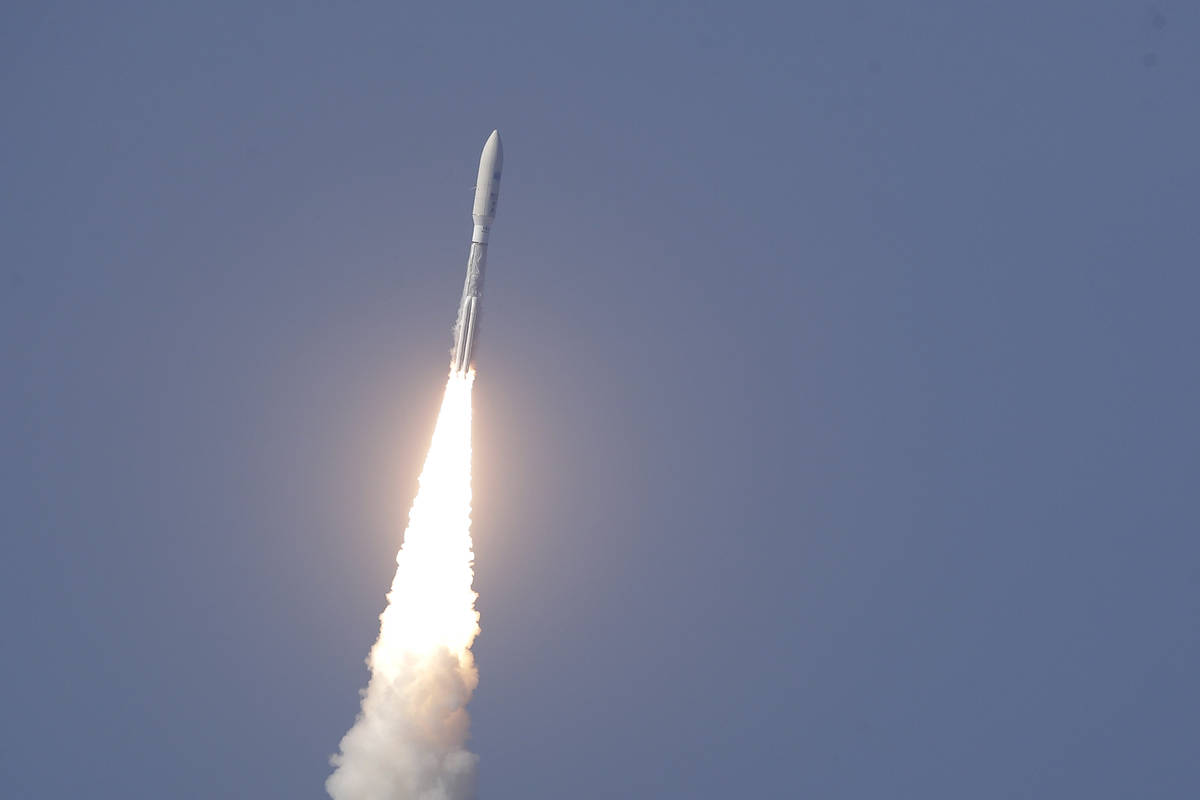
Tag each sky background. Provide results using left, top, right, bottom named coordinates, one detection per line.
left=3, top=1, right=1199, bottom=797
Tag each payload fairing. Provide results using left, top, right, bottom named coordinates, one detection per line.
left=451, top=130, right=503, bottom=374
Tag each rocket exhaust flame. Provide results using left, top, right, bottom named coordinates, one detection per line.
left=327, top=371, right=480, bottom=800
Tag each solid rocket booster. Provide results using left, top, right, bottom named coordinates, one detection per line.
left=451, top=130, right=503, bottom=374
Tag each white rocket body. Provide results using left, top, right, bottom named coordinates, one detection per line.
left=452, top=130, right=503, bottom=374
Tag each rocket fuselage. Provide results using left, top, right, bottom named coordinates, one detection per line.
left=451, top=130, right=503, bottom=374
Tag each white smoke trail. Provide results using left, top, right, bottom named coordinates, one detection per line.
left=328, top=371, right=480, bottom=800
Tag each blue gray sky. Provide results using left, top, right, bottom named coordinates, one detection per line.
left=3, top=2, right=1198, bottom=797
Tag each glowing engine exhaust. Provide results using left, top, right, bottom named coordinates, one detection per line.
left=327, top=372, right=479, bottom=800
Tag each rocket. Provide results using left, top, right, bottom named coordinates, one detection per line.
left=451, top=130, right=503, bottom=374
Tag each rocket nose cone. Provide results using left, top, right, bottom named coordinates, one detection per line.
left=484, top=130, right=503, bottom=171
left=473, top=129, right=504, bottom=223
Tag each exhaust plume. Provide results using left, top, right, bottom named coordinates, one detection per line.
left=328, top=371, right=480, bottom=800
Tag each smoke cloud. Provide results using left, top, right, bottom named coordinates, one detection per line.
left=328, top=372, right=481, bottom=800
